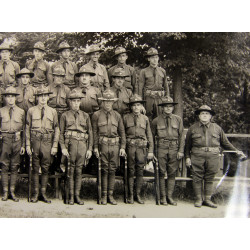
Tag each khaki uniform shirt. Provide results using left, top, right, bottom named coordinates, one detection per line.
left=48, top=83, right=70, bottom=109
left=92, top=109, right=126, bottom=149
left=26, top=59, right=53, bottom=86
left=59, top=109, right=93, bottom=151
left=26, top=105, right=60, bottom=149
left=0, top=60, right=20, bottom=87
left=123, top=113, right=154, bottom=153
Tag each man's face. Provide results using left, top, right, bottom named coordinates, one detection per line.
left=20, top=74, right=30, bottom=85
left=117, top=53, right=128, bottom=64
left=131, top=103, right=142, bottom=115
left=89, top=52, right=100, bottom=63
left=0, top=50, right=11, bottom=61
left=5, top=95, right=16, bottom=106
left=33, top=49, right=44, bottom=61
left=60, top=49, right=71, bottom=60
left=79, top=73, right=91, bottom=87
left=70, top=98, right=81, bottom=111
left=53, top=75, right=64, bottom=85
left=38, top=94, right=49, bottom=106
left=163, top=104, right=174, bottom=115
left=199, top=111, right=212, bottom=123
left=113, top=76, right=125, bottom=89
left=148, top=55, right=159, bottom=67
left=103, top=100, right=114, bottom=112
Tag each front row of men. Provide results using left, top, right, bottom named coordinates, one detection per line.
left=0, top=86, right=245, bottom=208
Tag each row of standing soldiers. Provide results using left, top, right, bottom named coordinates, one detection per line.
left=0, top=41, right=245, bottom=207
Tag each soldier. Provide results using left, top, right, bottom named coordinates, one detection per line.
left=26, top=41, right=53, bottom=87
left=123, top=94, right=154, bottom=204
left=74, top=65, right=101, bottom=115
left=0, top=86, right=25, bottom=202
left=0, top=43, right=20, bottom=88
left=138, top=48, right=170, bottom=121
left=185, top=105, right=245, bottom=208
left=108, top=47, right=137, bottom=93
left=92, top=89, right=126, bottom=205
left=84, top=44, right=109, bottom=92
left=110, top=68, right=133, bottom=115
left=151, top=97, right=185, bottom=206
left=26, top=86, right=60, bottom=203
left=15, top=68, right=36, bottom=112
left=59, top=89, right=93, bottom=205
left=52, top=41, right=78, bottom=90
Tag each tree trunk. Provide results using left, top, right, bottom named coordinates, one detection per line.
left=173, top=67, right=183, bottom=118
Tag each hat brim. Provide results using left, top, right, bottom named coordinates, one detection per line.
left=112, top=50, right=130, bottom=58
left=145, top=53, right=160, bottom=58
left=52, top=74, right=66, bottom=77
left=35, top=91, right=53, bottom=96
left=158, top=102, right=178, bottom=106
left=56, top=47, right=74, bottom=53
left=195, top=109, right=215, bottom=116
left=2, top=93, right=19, bottom=96
left=75, top=71, right=96, bottom=77
left=85, top=49, right=104, bottom=55
left=98, top=97, right=118, bottom=101
left=112, top=75, right=130, bottom=78
left=68, top=96, right=84, bottom=100
left=129, top=100, right=146, bottom=105
left=32, top=48, right=46, bottom=52
left=0, top=48, right=14, bottom=51
left=16, top=72, right=34, bottom=78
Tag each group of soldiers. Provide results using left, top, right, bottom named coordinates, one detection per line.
left=0, top=41, right=246, bottom=208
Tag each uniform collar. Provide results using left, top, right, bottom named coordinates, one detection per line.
left=102, top=108, right=113, bottom=115
left=1, top=59, right=10, bottom=64
left=162, top=113, right=172, bottom=119
left=60, top=58, right=70, bottom=64
left=199, top=121, right=211, bottom=128
left=117, top=62, right=127, bottom=67
left=70, top=109, right=80, bottom=115
left=132, top=112, right=141, bottom=118
left=89, top=61, right=99, bottom=67
left=38, top=104, right=48, bottom=110
left=7, top=104, right=16, bottom=110
left=149, top=65, right=158, bottom=70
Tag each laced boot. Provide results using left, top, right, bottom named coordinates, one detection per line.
left=41, top=174, right=51, bottom=203
left=31, top=174, right=39, bottom=203
left=74, top=172, right=84, bottom=205
left=128, top=177, right=134, bottom=204
left=166, top=177, right=177, bottom=206
left=101, top=191, right=107, bottom=205
left=135, top=176, right=144, bottom=204
left=203, top=181, right=217, bottom=208
left=101, top=172, right=108, bottom=205
left=159, top=177, right=167, bottom=206
left=108, top=191, right=117, bottom=205
left=1, top=172, right=9, bottom=201
left=193, top=181, right=203, bottom=207
left=10, top=173, right=19, bottom=202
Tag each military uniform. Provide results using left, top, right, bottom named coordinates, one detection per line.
left=15, top=68, right=36, bottom=113
left=60, top=89, right=93, bottom=205
left=108, top=47, right=137, bottom=93
left=0, top=87, right=25, bottom=202
left=0, top=44, right=20, bottom=88
left=185, top=105, right=243, bottom=208
left=25, top=42, right=53, bottom=87
left=92, top=89, right=126, bottom=205
left=84, top=45, right=109, bottom=91
left=123, top=95, right=154, bottom=204
left=152, top=97, right=185, bottom=205
left=52, top=42, right=78, bottom=90
left=74, top=65, right=101, bottom=115
left=138, top=48, right=170, bottom=121
left=26, top=86, right=60, bottom=203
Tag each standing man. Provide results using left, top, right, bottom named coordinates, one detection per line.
left=185, top=105, right=246, bottom=208
left=0, top=87, right=25, bottom=202
left=26, top=41, right=53, bottom=87
left=123, top=94, right=154, bottom=204
left=108, top=47, right=137, bottom=93
left=84, top=44, right=109, bottom=92
left=138, top=48, right=170, bottom=122
left=152, top=97, right=185, bottom=206
left=15, top=68, right=36, bottom=112
left=26, top=86, right=60, bottom=203
left=92, top=89, right=126, bottom=205
left=52, top=41, right=78, bottom=90
left=74, top=65, right=101, bottom=116
left=59, top=89, right=93, bottom=205
left=0, top=43, right=20, bottom=88
left=110, top=68, right=133, bottom=115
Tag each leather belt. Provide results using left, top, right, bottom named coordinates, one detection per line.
left=127, top=138, right=147, bottom=148
left=99, top=136, right=119, bottom=145
left=158, top=138, right=178, bottom=145
left=192, top=147, right=220, bottom=152
left=1, top=131, right=22, bottom=141
left=65, top=131, right=88, bottom=141
left=31, top=131, right=53, bottom=140
left=145, top=90, right=165, bottom=97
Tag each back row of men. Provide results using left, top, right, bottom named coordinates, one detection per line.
left=0, top=41, right=245, bottom=208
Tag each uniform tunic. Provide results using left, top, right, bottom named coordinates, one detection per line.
left=185, top=122, right=237, bottom=182
left=108, top=64, right=137, bottom=93
left=0, top=60, right=20, bottom=87
left=152, top=113, right=185, bottom=177
left=0, top=105, right=25, bottom=173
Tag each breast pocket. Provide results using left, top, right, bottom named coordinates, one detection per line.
left=90, top=94, right=99, bottom=108
left=145, top=71, right=154, bottom=84
left=32, top=113, right=41, bottom=129
left=66, top=119, right=75, bottom=128
left=36, top=65, right=46, bottom=79
left=46, top=114, right=54, bottom=130
left=80, top=118, right=87, bottom=129
left=98, top=120, right=108, bottom=134
left=157, top=125, right=167, bottom=137
left=1, top=116, right=10, bottom=131
left=59, top=91, right=67, bottom=106
left=171, top=123, right=179, bottom=137
left=212, top=133, right=220, bottom=146
left=191, top=133, right=202, bottom=145
left=14, top=114, right=23, bottom=130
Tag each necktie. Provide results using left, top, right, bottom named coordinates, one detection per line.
left=153, top=67, right=157, bottom=85
left=9, top=107, right=13, bottom=119
left=107, top=112, right=112, bottom=137
left=134, top=115, right=138, bottom=126
left=23, top=87, right=27, bottom=98
left=203, top=124, right=208, bottom=146
left=75, top=111, right=79, bottom=127
left=93, top=63, right=97, bottom=70
left=33, top=60, right=38, bottom=71
left=41, top=107, right=45, bottom=120
left=56, top=85, right=61, bottom=105
left=63, top=61, right=67, bottom=72
left=3, top=62, right=7, bottom=71
left=166, top=116, right=173, bottom=136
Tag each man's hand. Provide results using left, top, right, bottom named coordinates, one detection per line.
left=140, top=106, right=146, bottom=115
left=177, top=152, right=184, bottom=160
left=51, top=147, right=58, bottom=156
left=147, top=152, right=154, bottom=161
left=20, top=147, right=25, bottom=155
left=186, top=158, right=191, bottom=167
left=26, top=146, right=32, bottom=156
left=86, top=150, right=92, bottom=159
left=62, top=148, right=69, bottom=158
left=94, top=148, right=99, bottom=158
left=119, top=148, right=127, bottom=157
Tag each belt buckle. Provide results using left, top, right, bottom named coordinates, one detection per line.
left=77, top=133, right=81, bottom=139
